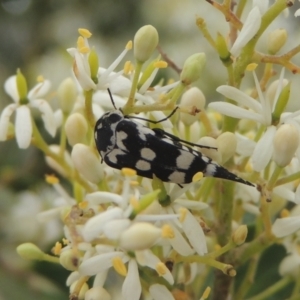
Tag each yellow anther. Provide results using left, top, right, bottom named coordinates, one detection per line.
left=45, top=174, right=59, bottom=185
left=167, top=78, right=175, bottom=84
left=79, top=201, right=88, bottom=209
left=121, top=168, right=137, bottom=177
left=62, top=238, right=69, bottom=245
left=52, top=242, right=62, bottom=255
left=211, top=111, right=222, bottom=122
left=246, top=63, right=258, bottom=71
left=130, top=180, right=140, bottom=187
left=192, top=172, right=203, bottom=183
left=161, top=224, right=174, bottom=239
left=156, top=262, right=167, bottom=276
left=153, top=61, right=168, bottom=68
left=77, top=36, right=86, bottom=49
left=78, top=28, right=92, bottom=38
left=280, top=209, right=290, bottom=218
left=112, top=256, right=127, bottom=276
left=129, top=196, right=140, bottom=209
left=201, top=287, right=211, bottom=299
left=125, top=40, right=133, bottom=50
left=36, top=75, right=44, bottom=83
left=79, top=46, right=90, bottom=54
left=123, top=61, right=133, bottom=75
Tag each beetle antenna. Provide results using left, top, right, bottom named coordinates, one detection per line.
left=107, top=88, right=117, bottom=110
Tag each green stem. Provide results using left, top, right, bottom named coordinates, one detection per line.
left=267, top=164, right=283, bottom=190
left=275, top=171, right=300, bottom=186
left=234, top=256, right=259, bottom=300
left=84, top=89, right=95, bottom=129
left=245, top=276, right=292, bottom=300
left=123, top=61, right=143, bottom=113
left=177, top=255, right=235, bottom=276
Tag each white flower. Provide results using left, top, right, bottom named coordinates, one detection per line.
left=209, top=68, right=300, bottom=171
left=67, top=39, right=131, bottom=92
left=0, top=75, right=56, bottom=149
left=159, top=184, right=209, bottom=256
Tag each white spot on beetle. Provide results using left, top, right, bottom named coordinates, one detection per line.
left=140, top=148, right=156, bottom=160
left=168, top=171, right=185, bottom=183
left=135, top=160, right=151, bottom=171
left=106, top=149, right=126, bottom=164
left=176, top=151, right=195, bottom=170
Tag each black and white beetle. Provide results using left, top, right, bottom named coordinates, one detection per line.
left=94, top=92, right=254, bottom=187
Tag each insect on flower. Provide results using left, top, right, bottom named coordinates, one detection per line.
left=94, top=90, right=254, bottom=187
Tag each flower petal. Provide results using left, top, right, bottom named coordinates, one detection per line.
left=180, top=209, right=207, bottom=255
left=149, top=284, right=175, bottom=300
left=168, top=223, right=194, bottom=256
left=230, top=7, right=261, bottom=56
left=135, top=250, right=174, bottom=284
left=0, top=103, right=17, bottom=141
left=28, top=80, right=51, bottom=99
left=216, top=85, right=262, bottom=113
left=272, top=216, right=300, bottom=238
left=30, top=99, right=56, bottom=137
left=122, top=259, right=141, bottom=300
left=82, top=207, right=124, bottom=242
left=4, top=75, right=19, bottom=102
left=209, top=102, right=264, bottom=123
left=251, top=126, right=276, bottom=172
left=15, top=105, right=32, bottom=149
left=79, top=251, right=125, bottom=275
left=70, top=50, right=97, bottom=90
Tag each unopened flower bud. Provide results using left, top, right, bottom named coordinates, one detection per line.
left=180, top=53, right=206, bottom=85
left=88, top=48, right=99, bottom=83
left=232, top=225, right=248, bottom=245
left=85, top=287, right=111, bottom=300
left=57, top=78, right=77, bottom=114
left=215, top=32, right=231, bottom=63
left=267, top=29, right=287, bottom=55
left=71, top=144, right=104, bottom=184
left=217, top=132, right=237, bottom=164
left=272, top=82, right=291, bottom=123
left=16, top=243, right=45, bottom=260
left=180, top=87, right=206, bottom=126
left=70, top=280, right=89, bottom=299
left=65, top=113, right=88, bottom=146
left=266, top=77, right=289, bottom=108
left=197, top=137, right=219, bottom=162
left=60, top=249, right=79, bottom=271
left=273, top=124, right=299, bottom=167
left=134, top=25, right=159, bottom=63
left=119, top=223, right=161, bottom=250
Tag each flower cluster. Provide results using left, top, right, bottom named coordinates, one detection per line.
left=2, top=1, right=300, bottom=299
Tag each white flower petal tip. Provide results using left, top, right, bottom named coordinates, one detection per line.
left=295, top=9, right=300, bottom=17
left=230, top=7, right=262, bottom=57
left=4, top=75, right=19, bottom=102
left=0, top=103, right=17, bottom=141
left=31, top=99, right=56, bottom=137
left=122, top=259, right=142, bottom=300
